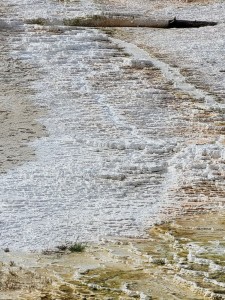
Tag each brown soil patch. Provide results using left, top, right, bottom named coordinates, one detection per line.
left=0, top=32, right=47, bottom=173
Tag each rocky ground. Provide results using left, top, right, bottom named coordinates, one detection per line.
left=1, top=0, right=225, bottom=299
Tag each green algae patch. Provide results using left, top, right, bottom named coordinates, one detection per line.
left=83, top=267, right=149, bottom=289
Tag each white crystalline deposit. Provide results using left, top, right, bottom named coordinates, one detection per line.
left=167, top=143, right=225, bottom=189
left=1, top=0, right=225, bottom=250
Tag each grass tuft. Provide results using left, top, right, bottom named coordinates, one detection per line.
left=68, top=242, right=86, bottom=253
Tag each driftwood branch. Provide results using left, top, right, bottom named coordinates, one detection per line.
left=63, top=16, right=169, bottom=28
left=26, top=15, right=218, bottom=28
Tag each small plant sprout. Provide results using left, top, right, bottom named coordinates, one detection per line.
left=9, top=261, right=16, bottom=267
left=68, top=242, right=86, bottom=253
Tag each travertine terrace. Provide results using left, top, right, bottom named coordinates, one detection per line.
left=0, top=0, right=225, bottom=299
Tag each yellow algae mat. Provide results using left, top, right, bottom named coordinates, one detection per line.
left=1, top=212, right=225, bottom=300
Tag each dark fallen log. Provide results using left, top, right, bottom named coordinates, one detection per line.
left=168, top=17, right=217, bottom=28
left=63, top=16, right=169, bottom=28
left=26, top=15, right=218, bottom=29
left=63, top=15, right=217, bottom=28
